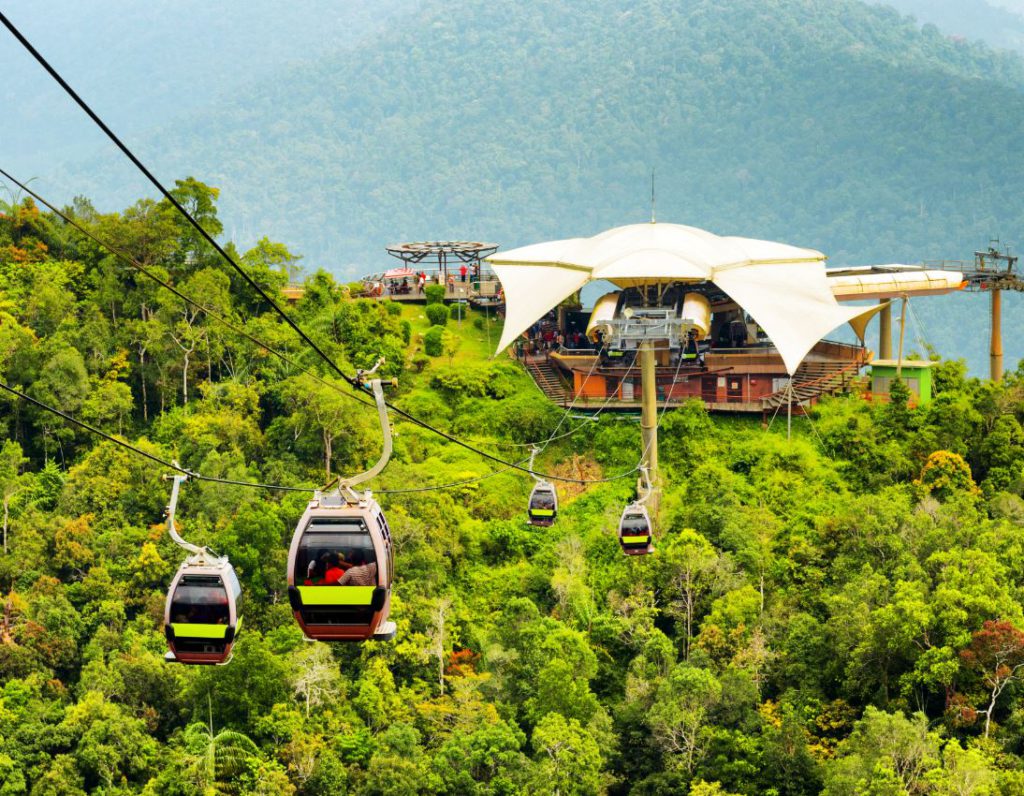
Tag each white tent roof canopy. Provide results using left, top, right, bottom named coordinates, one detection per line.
left=487, top=222, right=881, bottom=375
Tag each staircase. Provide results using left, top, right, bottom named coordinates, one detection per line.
left=761, top=359, right=864, bottom=410
left=526, top=357, right=569, bottom=404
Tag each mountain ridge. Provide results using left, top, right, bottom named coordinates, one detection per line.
left=11, top=0, right=1024, bottom=370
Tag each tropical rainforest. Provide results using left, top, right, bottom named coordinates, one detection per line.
left=3, top=179, right=1024, bottom=795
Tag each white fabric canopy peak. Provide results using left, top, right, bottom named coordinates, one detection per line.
left=487, top=222, right=878, bottom=375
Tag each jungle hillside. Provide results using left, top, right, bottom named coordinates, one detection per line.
left=3, top=182, right=1024, bottom=795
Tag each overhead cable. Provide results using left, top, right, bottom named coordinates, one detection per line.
left=0, top=13, right=639, bottom=485
left=0, top=167, right=373, bottom=409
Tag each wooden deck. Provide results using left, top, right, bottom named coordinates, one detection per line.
left=530, top=340, right=871, bottom=414
left=361, top=279, right=502, bottom=303
left=281, top=279, right=502, bottom=304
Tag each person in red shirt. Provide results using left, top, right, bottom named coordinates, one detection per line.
left=459, top=264, right=468, bottom=283
left=321, top=552, right=351, bottom=585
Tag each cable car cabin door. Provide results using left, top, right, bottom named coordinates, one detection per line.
left=287, top=502, right=394, bottom=642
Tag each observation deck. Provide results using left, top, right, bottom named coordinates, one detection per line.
left=527, top=338, right=870, bottom=416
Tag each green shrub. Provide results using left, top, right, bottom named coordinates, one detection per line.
left=423, top=326, right=444, bottom=356
left=410, top=352, right=430, bottom=372
left=425, top=304, right=449, bottom=326
left=384, top=300, right=403, bottom=316
left=429, top=362, right=522, bottom=400
left=430, top=365, right=491, bottom=399
left=425, top=284, right=446, bottom=304
left=449, top=302, right=467, bottom=321
left=400, top=387, right=449, bottom=420
left=473, top=315, right=485, bottom=330
left=400, top=320, right=412, bottom=345
left=495, top=393, right=563, bottom=442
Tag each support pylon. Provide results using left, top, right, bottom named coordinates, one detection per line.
left=991, top=289, right=1003, bottom=383
left=639, top=340, right=659, bottom=500
left=878, top=299, right=892, bottom=360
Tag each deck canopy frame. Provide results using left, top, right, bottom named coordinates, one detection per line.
left=386, top=241, right=499, bottom=281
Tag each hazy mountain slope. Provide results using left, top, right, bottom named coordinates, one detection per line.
left=879, top=0, right=1024, bottom=52
left=0, top=0, right=415, bottom=176
left=29, top=0, right=1024, bottom=371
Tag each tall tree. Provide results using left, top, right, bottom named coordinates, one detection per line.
left=959, top=620, right=1024, bottom=738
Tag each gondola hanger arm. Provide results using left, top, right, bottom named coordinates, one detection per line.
left=164, top=466, right=202, bottom=555
left=339, top=359, right=395, bottom=499
left=528, top=446, right=543, bottom=483
left=636, top=466, right=654, bottom=506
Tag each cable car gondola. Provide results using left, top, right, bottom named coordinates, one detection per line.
left=161, top=472, right=242, bottom=665
left=286, top=368, right=397, bottom=642
left=287, top=491, right=395, bottom=641
left=164, top=557, right=242, bottom=665
left=528, top=480, right=558, bottom=526
left=618, top=503, right=654, bottom=555
left=526, top=445, right=558, bottom=527
left=619, top=466, right=654, bottom=556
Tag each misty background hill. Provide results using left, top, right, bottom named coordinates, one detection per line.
left=3, top=0, right=1023, bottom=372
left=880, top=0, right=1024, bottom=52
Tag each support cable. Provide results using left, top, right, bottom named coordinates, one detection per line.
left=529, top=336, right=645, bottom=455
left=0, top=379, right=535, bottom=495
left=0, top=168, right=373, bottom=408
left=0, top=379, right=306, bottom=491
left=0, top=14, right=638, bottom=485
left=0, top=170, right=551, bottom=494
left=475, top=346, right=642, bottom=451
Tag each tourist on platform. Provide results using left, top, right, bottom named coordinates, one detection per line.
left=460, top=264, right=468, bottom=282
left=418, top=273, right=425, bottom=294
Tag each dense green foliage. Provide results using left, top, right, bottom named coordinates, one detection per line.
left=4, top=184, right=1024, bottom=794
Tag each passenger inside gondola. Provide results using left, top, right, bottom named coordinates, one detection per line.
left=171, top=577, right=230, bottom=625
left=304, top=558, right=325, bottom=585
left=533, top=493, right=555, bottom=511
left=294, top=518, right=377, bottom=588
left=322, top=552, right=353, bottom=584
left=621, top=513, right=650, bottom=535
left=337, top=549, right=377, bottom=586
